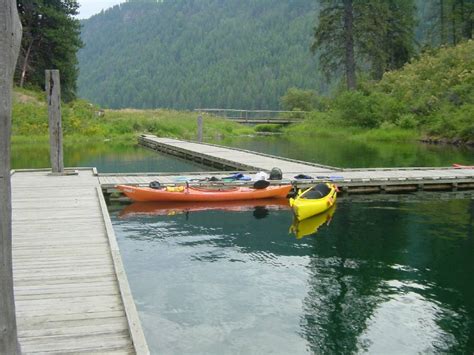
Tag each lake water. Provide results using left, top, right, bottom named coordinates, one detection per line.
left=12, top=136, right=474, bottom=354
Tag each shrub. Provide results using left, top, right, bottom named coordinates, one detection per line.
left=280, top=87, right=322, bottom=112
left=255, top=124, right=283, bottom=133
left=334, top=90, right=380, bottom=128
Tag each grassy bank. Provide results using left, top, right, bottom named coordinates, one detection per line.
left=13, top=87, right=254, bottom=143
left=14, top=87, right=420, bottom=145
left=283, top=112, right=420, bottom=142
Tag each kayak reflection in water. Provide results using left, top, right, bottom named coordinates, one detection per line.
left=119, top=198, right=290, bottom=218
left=289, top=204, right=336, bottom=239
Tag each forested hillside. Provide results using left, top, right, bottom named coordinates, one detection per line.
left=78, top=0, right=321, bottom=110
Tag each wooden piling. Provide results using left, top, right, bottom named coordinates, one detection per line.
left=197, top=114, right=203, bottom=142
left=0, top=0, right=22, bottom=353
left=46, top=70, right=64, bottom=174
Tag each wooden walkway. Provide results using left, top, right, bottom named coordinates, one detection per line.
left=11, top=169, right=148, bottom=354
left=139, top=134, right=335, bottom=173
left=128, top=134, right=474, bottom=194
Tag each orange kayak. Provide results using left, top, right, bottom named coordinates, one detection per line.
left=116, top=184, right=293, bottom=202
left=452, top=163, right=474, bottom=169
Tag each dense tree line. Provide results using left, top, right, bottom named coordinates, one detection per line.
left=15, top=0, right=82, bottom=101
left=78, top=0, right=472, bottom=110
left=417, top=0, right=473, bottom=46
left=313, top=0, right=472, bottom=91
left=78, top=0, right=323, bottom=110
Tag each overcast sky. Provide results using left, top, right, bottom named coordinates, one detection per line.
left=77, top=0, right=124, bottom=19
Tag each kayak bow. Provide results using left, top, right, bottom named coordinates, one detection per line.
left=289, top=183, right=337, bottom=221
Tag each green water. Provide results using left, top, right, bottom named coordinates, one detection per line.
left=11, top=140, right=204, bottom=172
left=214, top=135, right=474, bottom=168
left=110, top=196, right=474, bottom=354
left=11, top=137, right=474, bottom=354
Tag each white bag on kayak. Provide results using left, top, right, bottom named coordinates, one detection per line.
left=254, top=171, right=269, bottom=181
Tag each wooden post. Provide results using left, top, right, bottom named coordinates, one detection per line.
left=45, top=70, right=64, bottom=174
left=197, top=114, right=203, bottom=142
left=0, top=1, right=22, bottom=354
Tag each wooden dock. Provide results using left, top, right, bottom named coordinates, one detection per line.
left=11, top=169, right=148, bottom=354
left=129, top=134, right=474, bottom=194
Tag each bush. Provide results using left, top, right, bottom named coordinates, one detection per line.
left=334, top=90, right=381, bottom=128
left=280, top=87, right=322, bottom=112
left=396, top=114, right=418, bottom=129
left=255, top=124, right=283, bottom=133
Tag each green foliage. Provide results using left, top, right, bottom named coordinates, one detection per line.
left=288, top=40, right=474, bottom=141
left=280, top=87, right=322, bottom=112
left=78, top=0, right=322, bottom=110
left=417, top=0, right=473, bottom=47
left=16, top=0, right=83, bottom=101
left=313, top=0, right=416, bottom=87
left=359, top=0, right=416, bottom=78
left=12, top=87, right=254, bottom=139
left=254, top=124, right=283, bottom=133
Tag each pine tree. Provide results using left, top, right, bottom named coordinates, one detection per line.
left=426, top=0, right=473, bottom=46
left=312, top=0, right=357, bottom=90
left=16, top=0, right=82, bottom=101
left=358, top=0, right=416, bottom=79
left=312, top=0, right=416, bottom=87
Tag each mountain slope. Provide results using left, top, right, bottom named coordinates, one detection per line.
left=78, top=0, right=321, bottom=110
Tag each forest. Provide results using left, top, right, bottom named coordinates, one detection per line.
left=78, top=0, right=323, bottom=109
left=77, top=0, right=472, bottom=111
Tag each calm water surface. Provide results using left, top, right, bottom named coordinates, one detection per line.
left=11, top=137, right=474, bottom=354
left=110, top=196, right=474, bottom=354
left=213, top=135, right=474, bottom=168
left=11, top=140, right=204, bottom=172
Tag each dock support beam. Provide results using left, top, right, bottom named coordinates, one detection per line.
left=46, top=70, right=64, bottom=174
left=0, top=0, right=22, bottom=353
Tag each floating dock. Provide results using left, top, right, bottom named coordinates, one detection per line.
left=110, top=134, right=474, bottom=194
left=11, top=169, right=148, bottom=354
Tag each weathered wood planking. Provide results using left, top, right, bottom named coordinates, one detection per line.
left=126, top=134, right=474, bottom=194
left=11, top=170, right=148, bottom=354
left=139, top=134, right=336, bottom=172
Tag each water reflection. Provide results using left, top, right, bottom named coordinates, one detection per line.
left=215, top=135, right=474, bottom=168
left=110, top=197, right=474, bottom=354
left=119, top=198, right=290, bottom=219
left=289, top=205, right=336, bottom=239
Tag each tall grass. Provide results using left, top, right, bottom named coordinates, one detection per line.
left=12, top=88, right=253, bottom=141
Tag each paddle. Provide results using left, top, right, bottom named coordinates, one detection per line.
left=253, top=180, right=270, bottom=189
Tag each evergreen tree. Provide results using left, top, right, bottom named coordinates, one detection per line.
left=312, top=0, right=357, bottom=90
left=422, top=0, right=473, bottom=46
left=312, top=0, right=416, bottom=86
left=16, top=0, right=82, bottom=101
left=358, top=0, right=416, bottom=79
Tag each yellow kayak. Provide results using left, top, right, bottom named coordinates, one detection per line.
left=289, top=183, right=338, bottom=220
left=289, top=204, right=336, bottom=239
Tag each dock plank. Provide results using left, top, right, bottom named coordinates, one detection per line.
left=12, top=170, right=148, bottom=354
